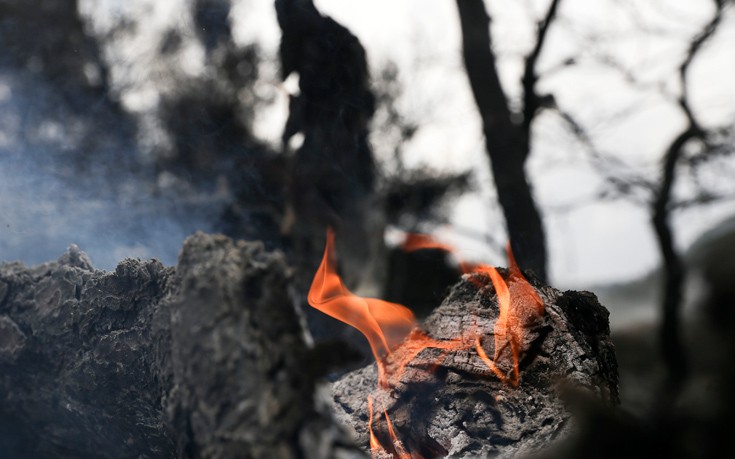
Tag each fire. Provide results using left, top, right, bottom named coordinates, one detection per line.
left=308, top=228, right=417, bottom=384
left=367, top=394, right=415, bottom=459
left=474, top=245, right=545, bottom=387
left=403, top=235, right=545, bottom=385
left=308, top=229, right=544, bottom=457
left=367, top=396, right=381, bottom=452
left=383, top=406, right=411, bottom=459
left=402, top=232, right=476, bottom=274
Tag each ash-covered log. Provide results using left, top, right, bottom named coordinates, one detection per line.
left=0, top=235, right=362, bottom=459
left=331, top=274, right=618, bottom=458
left=166, top=234, right=361, bottom=459
left=0, top=246, right=174, bottom=458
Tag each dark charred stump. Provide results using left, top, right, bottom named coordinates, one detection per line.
left=0, top=236, right=362, bottom=459
left=331, top=275, right=618, bottom=458
left=166, top=233, right=361, bottom=459
left=0, top=246, right=174, bottom=458
left=276, top=0, right=380, bottom=293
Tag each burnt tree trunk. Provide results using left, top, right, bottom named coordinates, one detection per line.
left=331, top=274, right=618, bottom=458
left=454, top=0, right=552, bottom=281
left=276, top=0, right=382, bottom=294
left=0, top=237, right=363, bottom=459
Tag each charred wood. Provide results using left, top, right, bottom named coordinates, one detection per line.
left=0, top=236, right=362, bottom=459
left=331, top=275, right=618, bottom=458
left=0, top=237, right=618, bottom=459
left=276, top=0, right=380, bottom=295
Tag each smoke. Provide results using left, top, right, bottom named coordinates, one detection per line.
left=0, top=63, right=222, bottom=271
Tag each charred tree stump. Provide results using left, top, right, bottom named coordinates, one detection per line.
left=0, top=236, right=362, bottom=459
left=331, top=275, right=618, bottom=458
left=276, top=0, right=381, bottom=294
left=166, top=233, right=361, bottom=459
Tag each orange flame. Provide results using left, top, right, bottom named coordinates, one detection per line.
left=368, top=395, right=416, bottom=459
left=384, top=408, right=412, bottom=459
left=402, top=233, right=475, bottom=274
left=470, top=245, right=544, bottom=387
left=308, top=228, right=417, bottom=383
left=403, top=234, right=544, bottom=387
left=402, top=233, right=457, bottom=254
left=367, top=396, right=382, bottom=455
left=309, top=230, right=544, bottom=457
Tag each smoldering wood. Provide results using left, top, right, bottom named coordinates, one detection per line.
left=0, top=236, right=362, bottom=459
left=0, top=236, right=617, bottom=459
left=331, top=274, right=618, bottom=458
left=0, top=247, right=174, bottom=458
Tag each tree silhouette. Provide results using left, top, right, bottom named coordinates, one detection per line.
left=554, top=0, right=733, bottom=394
left=454, top=0, right=560, bottom=282
left=275, top=0, right=379, bottom=291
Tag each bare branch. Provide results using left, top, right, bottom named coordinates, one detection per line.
left=551, top=105, right=656, bottom=198
left=544, top=188, right=628, bottom=215
left=593, top=52, right=678, bottom=101
left=522, top=0, right=563, bottom=159
left=670, top=191, right=735, bottom=211
left=677, top=0, right=730, bottom=132
left=655, top=0, right=728, bottom=211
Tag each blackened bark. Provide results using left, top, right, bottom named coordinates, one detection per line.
left=0, top=247, right=175, bottom=458
left=0, top=238, right=363, bottom=459
left=331, top=274, right=618, bottom=458
left=276, top=0, right=380, bottom=293
left=455, top=0, right=550, bottom=282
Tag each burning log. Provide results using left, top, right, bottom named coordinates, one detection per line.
left=316, top=233, right=618, bottom=458
left=0, top=236, right=362, bottom=459
left=0, top=230, right=617, bottom=459
left=331, top=281, right=618, bottom=458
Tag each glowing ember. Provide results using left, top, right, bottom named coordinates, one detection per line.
left=308, top=229, right=544, bottom=457
left=477, top=244, right=545, bottom=387
left=367, top=396, right=381, bottom=453
left=402, top=234, right=545, bottom=385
